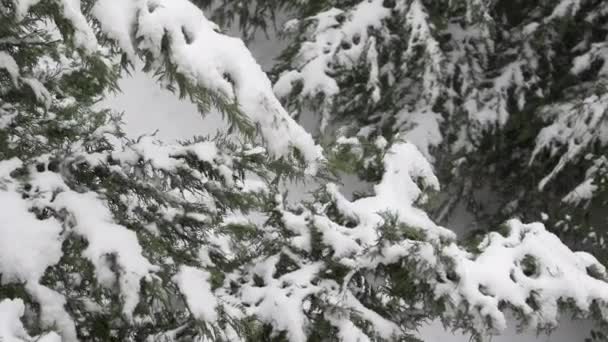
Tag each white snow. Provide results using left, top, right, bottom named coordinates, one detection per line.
left=4, top=1, right=608, bottom=341
left=0, top=191, right=63, bottom=283
left=274, top=0, right=391, bottom=132
left=562, top=178, right=597, bottom=204
left=0, top=298, right=64, bottom=342
left=0, top=299, right=28, bottom=342
left=26, top=283, right=78, bottom=342
left=398, top=108, right=443, bottom=160
left=571, top=43, right=608, bottom=76
left=54, top=191, right=158, bottom=319
left=239, top=257, right=322, bottom=342
left=325, top=142, right=454, bottom=250
left=549, top=0, right=583, bottom=19
left=437, top=219, right=608, bottom=332
left=0, top=157, right=22, bottom=178
left=173, top=265, right=218, bottom=322
left=22, top=77, right=52, bottom=108
left=91, top=0, right=138, bottom=58
left=0, top=51, right=20, bottom=85
left=12, top=0, right=42, bottom=19
left=57, top=0, right=98, bottom=51
left=0, top=159, right=78, bottom=341
left=188, top=141, right=218, bottom=163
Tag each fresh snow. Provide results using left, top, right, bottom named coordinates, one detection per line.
left=0, top=298, right=61, bottom=342
left=0, top=190, right=63, bottom=283
left=0, top=51, right=19, bottom=85
left=274, top=0, right=391, bottom=131
left=54, top=191, right=158, bottom=319
left=173, top=266, right=218, bottom=322
left=91, top=0, right=324, bottom=173
left=439, top=219, right=608, bottom=332
left=326, top=142, right=454, bottom=247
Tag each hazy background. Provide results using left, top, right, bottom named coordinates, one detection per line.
left=104, top=21, right=593, bottom=342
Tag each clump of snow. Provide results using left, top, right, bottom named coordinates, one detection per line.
left=0, top=51, right=19, bottom=85
left=22, top=77, right=52, bottom=108
left=54, top=191, right=158, bottom=319
left=0, top=299, right=29, bottom=342
left=464, top=60, right=531, bottom=127
left=187, top=141, right=218, bottom=163
left=0, top=299, right=65, bottom=342
left=91, top=0, right=138, bottom=58
left=238, top=257, right=323, bottom=342
left=273, top=0, right=391, bottom=131
left=325, top=142, right=454, bottom=248
left=0, top=158, right=22, bottom=178
left=13, top=0, right=98, bottom=51
left=57, top=0, right=98, bottom=52
left=563, top=178, right=597, bottom=204
left=12, top=0, right=42, bottom=20
left=438, top=219, right=608, bottom=332
left=173, top=266, right=218, bottom=322
left=26, top=283, right=78, bottom=342
left=0, top=299, right=60, bottom=342
left=398, top=108, right=443, bottom=160
left=0, top=51, right=52, bottom=108
left=570, top=43, right=608, bottom=76
left=0, top=191, right=63, bottom=283
left=0, top=159, right=77, bottom=341
left=549, top=0, right=583, bottom=19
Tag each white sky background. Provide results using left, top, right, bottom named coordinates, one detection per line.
left=103, top=15, right=593, bottom=342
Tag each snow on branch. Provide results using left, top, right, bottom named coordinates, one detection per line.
left=90, top=0, right=323, bottom=173
left=439, top=219, right=608, bottom=334
left=273, top=0, right=392, bottom=131
left=11, top=0, right=324, bottom=173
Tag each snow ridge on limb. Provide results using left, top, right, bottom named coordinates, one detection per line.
left=438, top=219, right=608, bottom=335
left=90, top=0, right=323, bottom=174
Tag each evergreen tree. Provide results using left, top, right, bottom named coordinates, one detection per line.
left=1, top=1, right=608, bottom=342
left=201, top=0, right=608, bottom=265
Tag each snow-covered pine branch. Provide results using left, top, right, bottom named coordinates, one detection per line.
left=2, top=1, right=608, bottom=342
left=260, top=0, right=608, bottom=269
left=7, top=0, right=323, bottom=174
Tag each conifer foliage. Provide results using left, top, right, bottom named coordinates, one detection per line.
left=1, top=0, right=608, bottom=342
left=263, top=0, right=608, bottom=261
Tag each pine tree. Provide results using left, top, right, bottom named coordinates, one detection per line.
left=2, top=1, right=608, bottom=342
